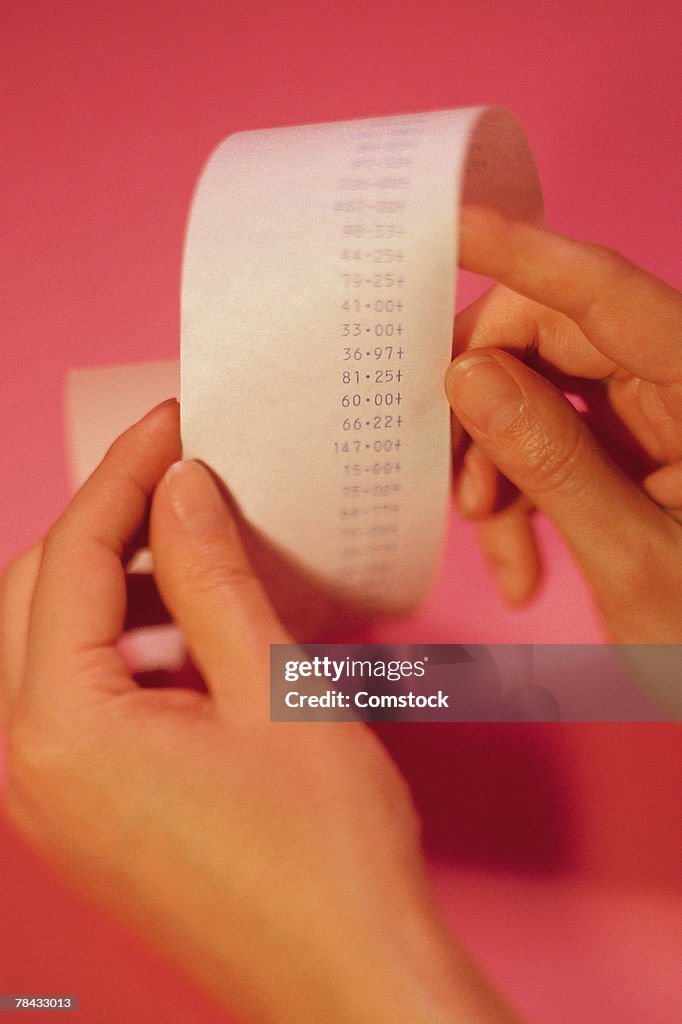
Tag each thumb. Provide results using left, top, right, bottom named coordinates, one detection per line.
left=445, top=350, right=670, bottom=599
left=150, top=459, right=291, bottom=708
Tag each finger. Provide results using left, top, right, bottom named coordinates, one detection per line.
left=456, top=443, right=526, bottom=520
left=454, top=281, right=615, bottom=381
left=24, top=400, right=181, bottom=703
left=149, top=460, right=291, bottom=712
left=452, top=285, right=613, bottom=519
left=478, top=504, right=541, bottom=606
left=0, top=542, right=43, bottom=724
left=456, top=443, right=499, bottom=517
left=643, top=461, right=682, bottom=523
left=455, top=285, right=682, bottom=468
left=445, top=350, right=673, bottom=602
left=459, top=206, right=682, bottom=386
left=454, top=430, right=540, bottom=601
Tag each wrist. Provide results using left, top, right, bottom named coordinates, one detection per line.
left=281, top=898, right=524, bottom=1024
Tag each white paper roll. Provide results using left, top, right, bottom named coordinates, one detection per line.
left=181, top=108, right=542, bottom=613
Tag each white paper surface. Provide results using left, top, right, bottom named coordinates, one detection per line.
left=181, top=107, right=542, bottom=613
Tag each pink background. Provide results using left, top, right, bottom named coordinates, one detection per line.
left=2, top=2, right=681, bottom=1021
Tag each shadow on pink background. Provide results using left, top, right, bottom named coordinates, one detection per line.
left=2, top=2, right=681, bottom=1021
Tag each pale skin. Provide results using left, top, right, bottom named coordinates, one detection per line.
left=450, top=206, right=682, bottom=642
left=1, top=209, right=680, bottom=1021
left=0, top=403, right=523, bottom=1024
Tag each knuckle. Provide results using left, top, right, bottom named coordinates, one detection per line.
left=515, top=410, right=587, bottom=498
left=41, top=519, right=71, bottom=561
left=183, top=535, right=261, bottom=599
left=586, top=240, right=631, bottom=273
left=597, top=245, right=639, bottom=292
left=591, top=536, right=677, bottom=641
left=3, top=731, right=55, bottom=845
left=5, top=712, right=55, bottom=807
left=579, top=243, right=639, bottom=322
left=1, top=555, right=23, bottom=602
left=1, top=544, right=40, bottom=604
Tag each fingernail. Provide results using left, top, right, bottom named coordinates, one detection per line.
left=164, top=460, right=230, bottom=532
left=144, top=397, right=179, bottom=420
left=446, top=355, right=524, bottom=434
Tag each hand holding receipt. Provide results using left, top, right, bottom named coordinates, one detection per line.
left=3, top=103, right=682, bottom=1023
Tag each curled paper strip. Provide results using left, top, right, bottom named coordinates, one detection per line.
left=181, top=107, right=543, bottom=613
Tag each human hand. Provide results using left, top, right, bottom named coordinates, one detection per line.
left=447, top=206, right=682, bottom=642
left=1, top=401, right=522, bottom=1024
